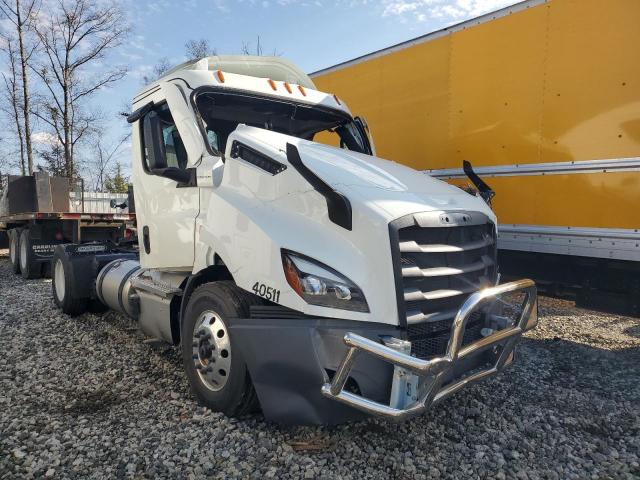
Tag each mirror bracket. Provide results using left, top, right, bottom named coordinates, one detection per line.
left=110, top=198, right=128, bottom=209
left=151, top=167, right=196, bottom=187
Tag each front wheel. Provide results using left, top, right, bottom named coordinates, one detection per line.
left=181, top=282, right=260, bottom=417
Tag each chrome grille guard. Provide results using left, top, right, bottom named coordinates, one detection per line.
left=321, top=279, right=538, bottom=420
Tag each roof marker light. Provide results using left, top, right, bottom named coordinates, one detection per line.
left=284, top=82, right=292, bottom=94
left=298, top=85, right=307, bottom=96
left=215, top=70, right=225, bottom=83
left=268, top=79, right=277, bottom=91
left=333, top=94, right=341, bottom=105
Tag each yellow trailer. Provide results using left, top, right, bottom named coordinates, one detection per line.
left=312, top=0, right=640, bottom=313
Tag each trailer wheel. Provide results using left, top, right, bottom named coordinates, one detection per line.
left=52, top=250, right=88, bottom=316
left=181, top=282, right=260, bottom=417
left=19, top=229, right=41, bottom=279
left=9, top=229, right=21, bottom=274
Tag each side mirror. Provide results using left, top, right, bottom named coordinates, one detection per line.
left=143, top=111, right=168, bottom=171
left=153, top=167, right=193, bottom=184
left=110, top=198, right=128, bottom=209
left=142, top=110, right=195, bottom=186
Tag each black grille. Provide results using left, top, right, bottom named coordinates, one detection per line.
left=408, top=312, right=484, bottom=359
left=390, top=213, right=498, bottom=359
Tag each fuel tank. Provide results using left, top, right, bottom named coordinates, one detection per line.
left=96, top=258, right=142, bottom=318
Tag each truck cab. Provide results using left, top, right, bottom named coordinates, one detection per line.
left=52, top=56, right=538, bottom=424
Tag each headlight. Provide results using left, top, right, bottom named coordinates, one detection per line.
left=281, top=250, right=369, bottom=312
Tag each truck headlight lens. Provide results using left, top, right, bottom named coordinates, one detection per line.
left=281, top=250, right=369, bottom=312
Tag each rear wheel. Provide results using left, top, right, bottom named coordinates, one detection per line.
left=181, top=282, right=261, bottom=417
left=9, top=229, right=20, bottom=274
left=52, top=250, right=88, bottom=316
left=19, top=229, right=41, bottom=279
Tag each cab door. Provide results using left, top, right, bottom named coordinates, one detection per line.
left=131, top=82, right=203, bottom=270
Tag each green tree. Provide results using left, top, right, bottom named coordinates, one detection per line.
left=37, top=143, right=67, bottom=176
left=104, top=162, right=128, bottom=193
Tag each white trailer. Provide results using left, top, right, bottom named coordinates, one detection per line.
left=51, top=56, right=538, bottom=424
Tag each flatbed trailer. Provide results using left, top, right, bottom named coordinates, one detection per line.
left=1, top=173, right=135, bottom=279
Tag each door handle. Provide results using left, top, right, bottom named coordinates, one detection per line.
left=142, top=226, right=151, bottom=254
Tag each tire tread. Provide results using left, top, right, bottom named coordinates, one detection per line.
left=9, top=229, right=21, bottom=274
left=20, top=229, right=41, bottom=279
left=51, top=249, right=88, bottom=316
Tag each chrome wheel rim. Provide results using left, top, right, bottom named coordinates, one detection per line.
left=54, top=259, right=65, bottom=301
left=192, top=310, right=231, bottom=392
left=19, top=236, right=27, bottom=271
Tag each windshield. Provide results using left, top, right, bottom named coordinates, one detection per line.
left=194, top=89, right=372, bottom=156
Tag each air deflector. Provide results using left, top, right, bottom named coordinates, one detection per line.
left=286, top=143, right=352, bottom=231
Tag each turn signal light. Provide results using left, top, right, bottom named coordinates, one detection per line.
left=284, top=82, right=292, bottom=94
left=298, top=85, right=306, bottom=96
left=283, top=255, right=303, bottom=296
left=215, top=70, right=225, bottom=83
left=268, top=79, right=277, bottom=91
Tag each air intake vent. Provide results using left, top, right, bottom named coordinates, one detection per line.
left=389, top=211, right=498, bottom=359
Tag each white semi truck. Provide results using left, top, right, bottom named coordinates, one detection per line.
left=51, top=56, right=538, bottom=424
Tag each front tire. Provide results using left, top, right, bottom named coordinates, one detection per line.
left=181, top=282, right=261, bottom=417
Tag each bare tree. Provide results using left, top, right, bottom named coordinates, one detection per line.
left=92, top=132, right=130, bottom=191
left=185, top=38, right=216, bottom=61
left=241, top=36, right=261, bottom=56
left=0, top=0, right=40, bottom=175
left=241, top=35, right=282, bottom=57
left=32, top=0, right=128, bottom=178
left=143, top=39, right=217, bottom=85
left=0, top=134, right=20, bottom=176
left=142, top=57, right=171, bottom=84
left=0, top=37, right=26, bottom=174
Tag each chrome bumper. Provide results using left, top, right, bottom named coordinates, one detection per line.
left=321, top=279, right=538, bottom=420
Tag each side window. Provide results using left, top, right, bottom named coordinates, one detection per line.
left=313, top=124, right=370, bottom=154
left=142, top=104, right=189, bottom=171
left=206, top=129, right=220, bottom=152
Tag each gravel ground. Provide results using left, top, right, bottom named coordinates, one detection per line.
left=0, top=251, right=638, bottom=480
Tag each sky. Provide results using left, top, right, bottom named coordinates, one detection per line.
left=11, top=0, right=522, bottom=176
left=111, top=0, right=520, bottom=97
